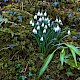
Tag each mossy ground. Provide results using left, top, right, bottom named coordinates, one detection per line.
left=0, top=0, right=80, bottom=80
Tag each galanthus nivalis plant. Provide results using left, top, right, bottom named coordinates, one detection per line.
left=30, top=11, right=70, bottom=54
left=30, top=11, right=80, bottom=79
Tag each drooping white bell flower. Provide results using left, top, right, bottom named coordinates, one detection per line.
left=44, top=25, right=47, bottom=29
left=39, top=17, right=42, bottom=22
left=32, top=22, right=34, bottom=26
left=59, top=19, right=63, bottom=25
left=54, top=25, right=60, bottom=32
left=48, top=23, right=50, bottom=27
left=68, top=30, right=70, bottom=35
left=32, top=28, right=37, bottom=34
left=42, top=23, right=44, bottom=27
left=45, top=17, right=49, bottom=22
left=48, top=20, right=50, bottom=23
left=30, top=20, right=33, bottom=24
left=55, top=18, right=58, bottom=22
left=34, top=15, right=37, bottom=20
left=37, top=26, right=40, bottom=30
left=44, top=12, right=47, bottom=16
left=42, top=17, right=44, bottom=20
left=58, top=19, right=62, bottom=23
left=37, top=11, right=41, bottom=16
left=40, top=37, right=44, bottom=41
left=40, top=12, right=43, bottom=16
left=36, top=21, right=39, bottom=25
left=43, top=29, right=46, bottom=33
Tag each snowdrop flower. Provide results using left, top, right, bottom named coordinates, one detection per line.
left=45, top=17, right=49, bottom=22
left=37, top=11, right=41, bottom=16
left=48, top=23, right=50, bottom=27
left=40, top=37, right=44, bottom=41
left=42, top=23, right=44, bottom=27
left=32, top=22, right=34, bottom=26
left=34, top=15, right=37, bottom=20
left=40, top=12, right=43, bottom=16
left=68, top=30, right=70, bottom=35
left=37, top=26, right=40, bottom=30
left=43, top=29, right=46, bottom=33
left=39, top=17, right=42, bottom=22
left=59, top=19, right=63, bottom=25
left=30, top=20, right=33, bottom=24
left=54, top=25, right=60, bottom=32
left=33, top=28, right=37, bottom=34
left=44, top=12, right=47, bottom=16
left=42, top=17, right=44, bottom=20
left=44, top=25, right=47, bottom=29
left=36, top=21, right=39, bottom=25
left=55, top=18, right=58, bottom=22
left=48, top=20, right=50, bottom=23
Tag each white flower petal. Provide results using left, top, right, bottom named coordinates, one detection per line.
left=43, top=29, right=46, bottom=33
left=42, top=23, right=44, bottom=27
left=36, top=21, right=39, bottom=25
left=44, top=12, right=47, bottom=16
left=44, top=25, right=47, bottom=29
left=32, top=22, right=34, bottom=26
left=33, top=28, right=37, bottom=34
left=40, top=37, right=44, bottom=41
left=42, top=17, right=44, bottom=20
left=37, top=26, right=40, bottom=30
left=30, top=20, right=33, bottom=24
left=40, top=12, right=43, bottom=16
left=55, top=18, right=58, bottom=22
left=68, top=30, right=70, bottom=35
left=37, top=12, right=40, bottom=16
left=39, top=17, right=42, bottom=22
left=34, top=15, right=37, bottom=19
left=54, top=25, right=60, bottom=32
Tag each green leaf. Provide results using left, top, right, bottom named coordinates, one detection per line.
left=64, top=43, right=80, bottom=56
left=38, top=52, right=54, bottom=79
left=70, top=48, right=77, bottom=66
left=60, top=48, right=65, bottom=65
left=64, top=59, right=80, bottom=70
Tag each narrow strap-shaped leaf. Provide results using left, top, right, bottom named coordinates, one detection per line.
left=70, top=48, right=77, bottom=66
left=64, top=59, right=80, bottom=70
left=60, top=48, right=65, bottom=65
left=64, top=43, right=80, bottom=56
left=37, top=52, right=54, bottom=79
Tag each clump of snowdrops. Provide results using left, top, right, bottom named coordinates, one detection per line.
left=30, top=11, right=80, bottom=80
left=30, top=10, right=69, bottom=54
